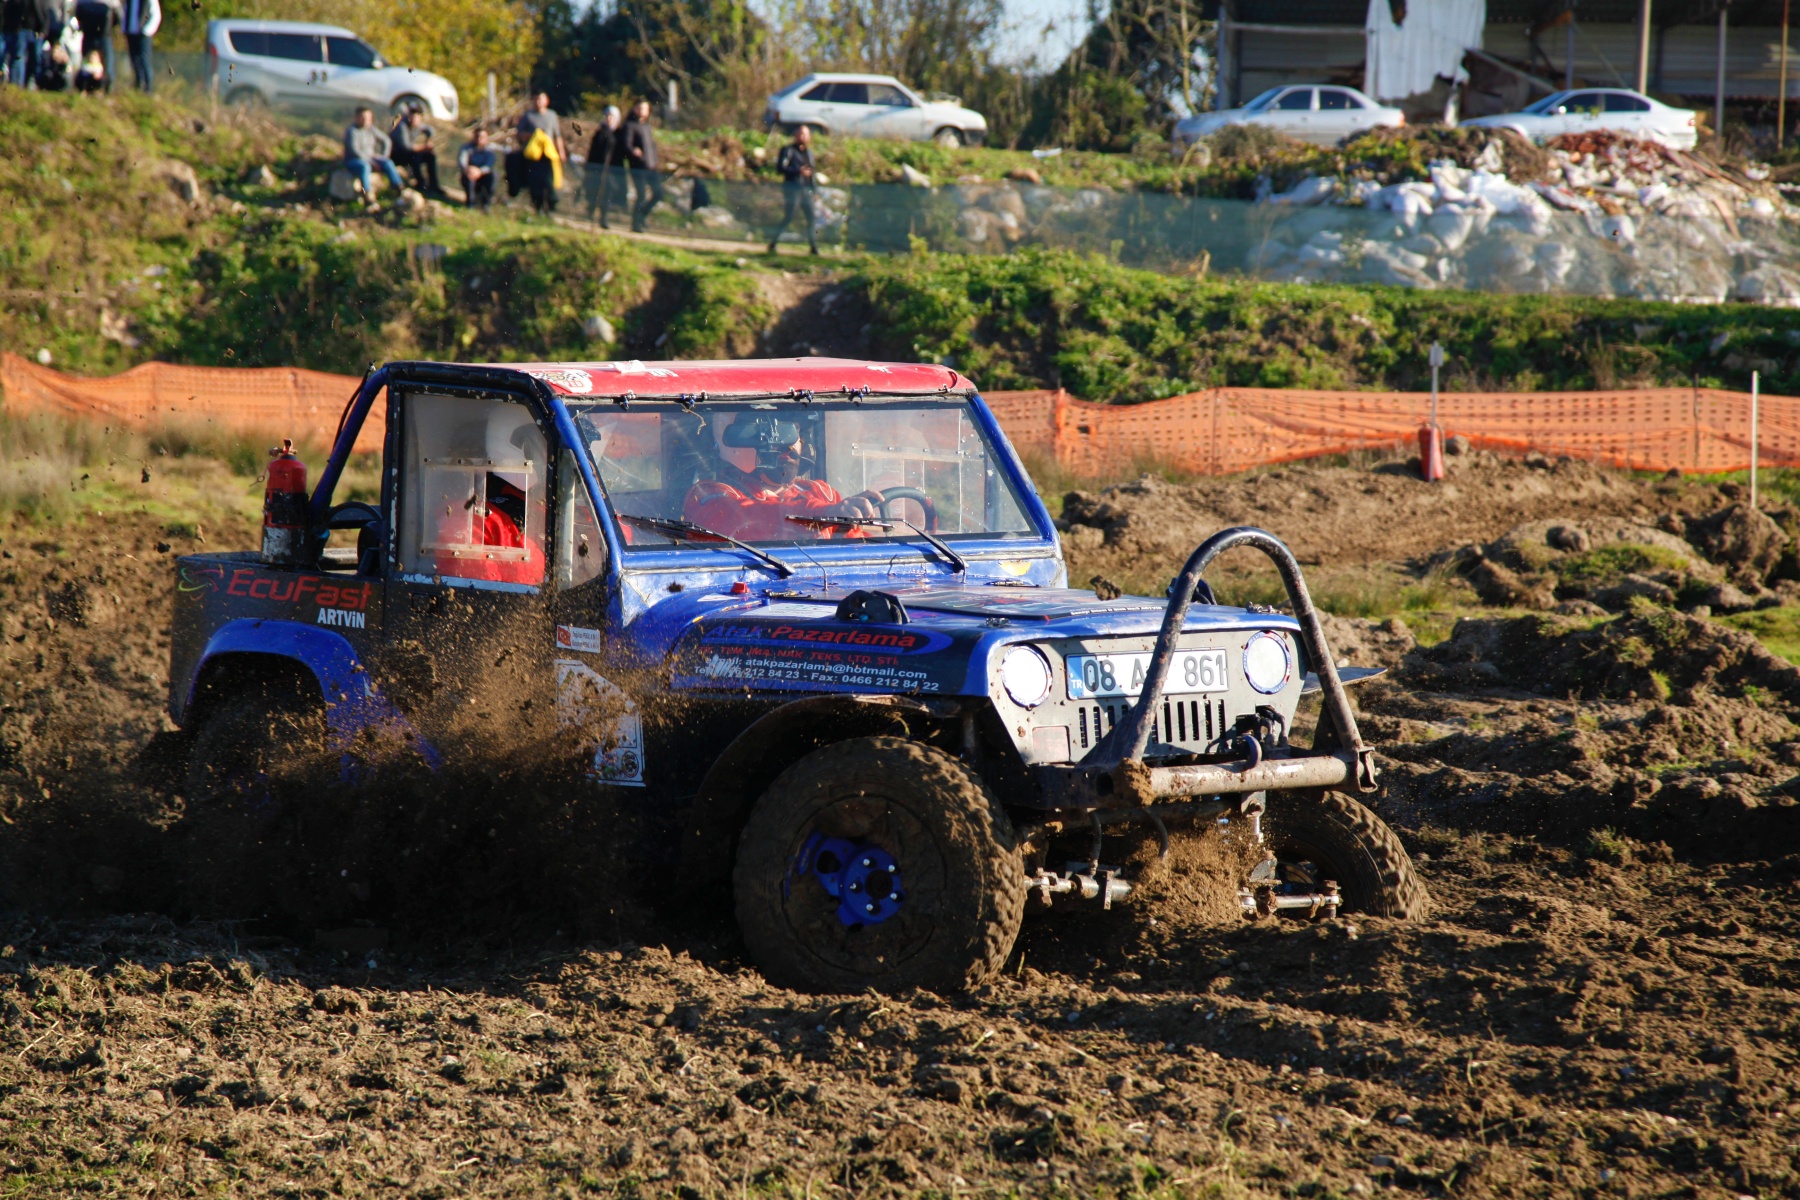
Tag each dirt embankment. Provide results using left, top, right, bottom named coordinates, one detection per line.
left=4, top=460, right=1800, bottom=1197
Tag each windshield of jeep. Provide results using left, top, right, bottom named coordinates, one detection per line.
left=568, top=398, right=1037, bottom=550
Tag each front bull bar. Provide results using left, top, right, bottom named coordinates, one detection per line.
left=1035, top=526, right=1378, bottom=810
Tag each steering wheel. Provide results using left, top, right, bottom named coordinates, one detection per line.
left=324, top=502, right=384, bottom=573
left=875, top=487, right=938, bottom=532
left=326, top=501, right=382, bottom=531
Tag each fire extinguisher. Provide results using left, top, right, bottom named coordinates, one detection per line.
left=262, top=438, right=308, bottom=565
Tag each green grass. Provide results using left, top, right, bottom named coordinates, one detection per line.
left=1719, top=606, right=1800, bottom=664
left=656, top=121, right=1548, bottom=200
left=1554, top=543, right=1692, bottom=583
left=852, top=248, right=1800, bottom=400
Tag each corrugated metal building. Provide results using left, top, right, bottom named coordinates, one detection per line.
left=1209, top=1, right=1798, bottom=112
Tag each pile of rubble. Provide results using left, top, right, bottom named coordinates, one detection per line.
left=1254, top=131, right=1800, bottom=303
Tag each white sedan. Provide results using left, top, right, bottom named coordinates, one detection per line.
left=1460, top=88, right=1698, bottom=149
left=764, top=73, right=987, bottom=146
left=1172, top=85, right=1404, bottom=153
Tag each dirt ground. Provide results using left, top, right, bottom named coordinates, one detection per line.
left=3, top=452, right=1799, bottom=1198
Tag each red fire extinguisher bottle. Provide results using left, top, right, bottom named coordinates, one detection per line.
left=263, top=439, right=308, bottom=564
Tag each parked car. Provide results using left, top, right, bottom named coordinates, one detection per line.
left=1172, top=85, right=1403, bottom=153
left=205, top=19, right=459, bottom=120
left=765, top=73, right=987, bottom=146
left=1460, top=88, right=1698, bottom=149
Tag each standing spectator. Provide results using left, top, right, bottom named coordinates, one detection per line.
left=71, top=0, right=113, bottom=93
left=118, top=0, right=152, bottom=92
left=390, top=106, right=441, bottom=194
left=585, top=104, right=628, bottom=229
left=457, top=127, right=497, bottom=210
left=767, top=123, right=819, bottom=255
left=516, top=91, right=567, bottom=214
left=343, top=105, right=405, bottom=207
left=3, top=0, right=37, bottom=87
left=624, top=99, right=664, bottom=232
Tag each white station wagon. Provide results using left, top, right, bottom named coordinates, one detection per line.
left=1460, top=88, right=1698, bottom=149
left=1173, top=85, right=1404, bottom=153
left=765, top=73, right=987, bottom=146
left=205, top=19, right=459, bottom=120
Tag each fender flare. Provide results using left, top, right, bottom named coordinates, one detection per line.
left=676, top=694, right=936, bottom=891
left=183, top=619, right=430, bottom=760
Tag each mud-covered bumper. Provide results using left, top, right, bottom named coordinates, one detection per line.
left=1031, top=748, right=1369, bottom=809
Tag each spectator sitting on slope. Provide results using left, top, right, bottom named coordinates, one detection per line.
left=343, top=105, right=406, bottom=210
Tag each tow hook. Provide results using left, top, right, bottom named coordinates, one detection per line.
left=1029, top=863, right=1131, bottom=909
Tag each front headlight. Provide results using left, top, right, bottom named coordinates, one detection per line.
left=1001, top=646, right=1053, bottom=708
left=1243, top=632, right=1291, bottom=695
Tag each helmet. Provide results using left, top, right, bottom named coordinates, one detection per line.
left=718, top=414, right=803, bottom=482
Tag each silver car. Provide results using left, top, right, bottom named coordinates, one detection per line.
left=765, top=73, right=987, bottom=147
left=205, top=19, right=459, bottom=121
left=1172, top=85, right=1404, bottom=153
left=1460, top=88, right=1698, bottom=150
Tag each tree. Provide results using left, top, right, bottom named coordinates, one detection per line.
left=1025, top=0, right=1215, bottom=149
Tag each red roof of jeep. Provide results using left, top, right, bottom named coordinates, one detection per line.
left=477, top=358, right=968, bottom=399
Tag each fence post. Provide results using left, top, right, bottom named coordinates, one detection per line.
left=1752, top=370, right=1761, bottom=510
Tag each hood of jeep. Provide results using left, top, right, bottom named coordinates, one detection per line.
left=661, top=584, right=1300, bottom=698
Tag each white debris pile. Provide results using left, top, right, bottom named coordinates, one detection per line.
left=1252, top=132, right=1800, bottom=304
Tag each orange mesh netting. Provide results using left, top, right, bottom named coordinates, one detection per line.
left=0, top=353, right=382, bottom=454
left=984, top=385, right=1797, bottom=477
left=5, top=354, right=1791, bottom=477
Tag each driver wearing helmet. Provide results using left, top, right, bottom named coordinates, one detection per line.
left=682, top=415, right=881, bottom=542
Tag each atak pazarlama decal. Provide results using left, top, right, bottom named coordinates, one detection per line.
left=555, top=659, right=644, bottom=786
left=523, top=368, right=595, bottom=395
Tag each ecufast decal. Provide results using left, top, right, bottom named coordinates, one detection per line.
left=224, top=570, right=374, bottom=610
left=177, top=565, right=224, bottom=593
left=677, top=619, right=960, bottom=693
left=556, top=624, right=603, bottom=653
left=556, top=659, right=645, bottom=786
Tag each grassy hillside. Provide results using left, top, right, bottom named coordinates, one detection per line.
left=853, top=249, right=1800, bottom=400
left=6, top=89, right=1800, bottom=408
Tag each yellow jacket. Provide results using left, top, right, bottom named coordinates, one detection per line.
left=522, top=127, right=563, bottom=190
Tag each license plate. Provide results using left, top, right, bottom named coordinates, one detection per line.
left=1066, top=649, right=1228, bottom=700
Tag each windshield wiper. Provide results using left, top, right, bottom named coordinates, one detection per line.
left=619, top=513, right=794, bottom=578
left=785, top=514, right=967, bottom=573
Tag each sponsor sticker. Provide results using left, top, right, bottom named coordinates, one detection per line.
left=523, top=368, right=595, bottom=395
left=555, top=624, right=603, bottom=653
left=594, top=360, right=679, bottom=379
left=754, top=603, right=837, bottom=619
left=556, top=660, right=645, bottom=786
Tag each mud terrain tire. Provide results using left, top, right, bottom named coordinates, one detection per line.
left=1261, top=790, right=1428, bottom=919
left=734, top=736, right=1025, bottom=993
left=186, top=687, right=324, bottom=810
left=180, top=686, right=327, bottom=919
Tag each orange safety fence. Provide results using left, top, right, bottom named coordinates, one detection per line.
left=0, top=353, right=382, bottom=455
left=983, top=385, right=1800, bottom=477
left=4, top=353, right=1794, bottom=477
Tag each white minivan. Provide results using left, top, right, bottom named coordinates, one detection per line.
left=765, top=73, right=987, bottom=146
left=205, top=20, right=459, bottom=121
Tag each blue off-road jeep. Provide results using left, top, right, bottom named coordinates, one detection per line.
left=168, top=358, right=1423, bottom=992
